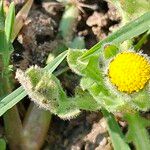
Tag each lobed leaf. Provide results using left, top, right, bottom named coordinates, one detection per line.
left=67, top=49, right=87, bottom=75
left=16, top=65, right=81, bottom=119
left=74, top=87, right=100, bottom=111
left=0, top=51, right=68, bottom=116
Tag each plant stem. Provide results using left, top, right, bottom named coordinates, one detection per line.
left=124, top=112, right=150, bottom=150
left=102, top=108, right=130, bottom=150
left=134, top=29, right=150, bottom=51
left=59, top=4, right=79, bottom=42
left=22, top=102, right=51, bottom=150
left=1, top=74, right=23, bottom=150
left=3, top=106, right=22, bottom=150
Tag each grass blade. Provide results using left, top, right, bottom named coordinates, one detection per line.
left=0, top=139, right=6, bottom=150
left=0, top=86, right=26, bottom=116
left=44, top=50, right=68, bottom=72
left=0, top=50, right=68, bottom=116
left=5, top=2, right=15, bottom=42
left=0, top=0, right=5, bottom=31
left=134, top=29, right=150, bottom=50
left=102, top=109, right=131, bottom=150
left=81, top=12, right=150, bottom=59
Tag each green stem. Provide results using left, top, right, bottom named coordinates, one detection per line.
left=22, top=103, right=51, bottom=150
left=102, top=108, right=130, bottom=150
left=59, top=4, right=79, bottom=43
left=124, top=112, right=150, bottom=150
left=55, top=66, right=69, bottom=76
left=0, top=51, right=22, bottom=149
left=1, top=75, right=23, bottom=150
left=134, top=29, right=150, bottom=51
left=3, top=106, right=22, bottom=150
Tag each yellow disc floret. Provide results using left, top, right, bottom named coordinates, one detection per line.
left=108, top=52, right=150, bottom=93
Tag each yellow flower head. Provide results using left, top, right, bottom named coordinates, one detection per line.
left=108, top=52, right=150, bottom=93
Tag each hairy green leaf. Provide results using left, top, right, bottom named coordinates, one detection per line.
left=0, top=51, right=68, bottom=116
left=16, top=66, right=81, bottom=119
left=87, top=83, right=126, bottom=112
left=67, top=49, right=87, bottom=75
left=104, top=44, right=119, bottom=59
left=56, top=100, right=80, bottom=119
left=74, top=87, right=100, bottom=111
left=132, top=87, right=150, bottom=111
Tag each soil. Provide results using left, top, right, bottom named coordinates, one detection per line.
left=2, top=0, right=126, bottom=149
